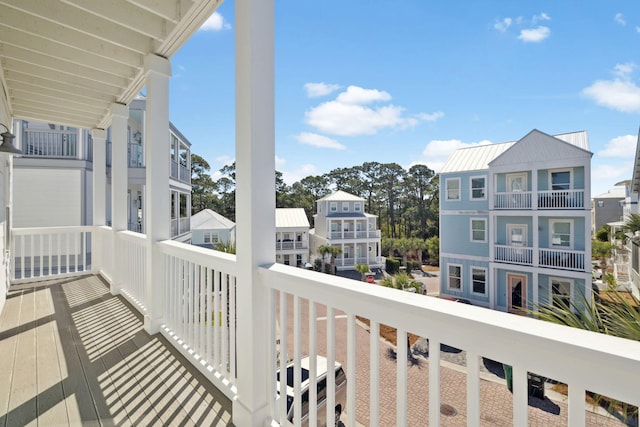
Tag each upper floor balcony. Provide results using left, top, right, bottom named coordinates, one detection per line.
left=6, top=225, right=639, bottom=426
left=493, top=189, right=586, bottom=210
left=494, top=244, right=586, bottom=271
left=21, top=127, right=86, bottom=159
left=329, top=229, right=380, bottom=240
left=276, top=240, right=308, bottom=251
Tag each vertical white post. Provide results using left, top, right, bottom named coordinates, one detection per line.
left=233, top=0, right=274, bottom=425
left=92, top=128, right=107, bottom=273
left=110, top=103, right=129, bottom=295
left=143, top=53, right=171, bottom=334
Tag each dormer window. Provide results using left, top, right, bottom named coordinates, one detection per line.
left=330, top=202, right=337, bottom=212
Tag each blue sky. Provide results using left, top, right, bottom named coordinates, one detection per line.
left=169, top=1, right=640, bottom=197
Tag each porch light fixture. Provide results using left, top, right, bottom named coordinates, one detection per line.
left=0, top=123, right=21, bottom=155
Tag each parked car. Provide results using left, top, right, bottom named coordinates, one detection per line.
left=276, top=355, right=347, bottom=426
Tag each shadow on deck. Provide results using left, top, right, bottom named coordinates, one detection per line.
left=0, top=274, right=233, bottom=426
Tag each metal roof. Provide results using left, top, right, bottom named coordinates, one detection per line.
left=593, top=187, right=626, bottom=199
left=317, top=190, right=364, bottom=202
left=0, top=0, right=222, bottom=130
left=190, top=209, right=235, bottom=230
left=275, top=208, right=310, bottom=228
left=440, top=130, right=590, bottom=174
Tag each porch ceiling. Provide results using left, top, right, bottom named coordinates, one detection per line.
left=0, top=0, right=221, bottom=129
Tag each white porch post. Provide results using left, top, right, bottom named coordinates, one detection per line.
left=233, top=0, right=274, bottom=424
left=143, top=53, right=171, bottom=334
left=92, top=128, right=107, bottom=273
left=111, top=103, right=129, bottom=295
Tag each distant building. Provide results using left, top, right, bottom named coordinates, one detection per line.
left=190, top=209, right=236, bottom=249
left=439, top=129, right=592, bottom=311
left=591, top=187, right=625, bottom=235
left=275, top=208, right=310, bottom=267
left=310, top=190, right=383, bottom=271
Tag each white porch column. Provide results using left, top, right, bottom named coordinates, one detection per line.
left=143, top=53, right=171, bottom=334
left=110, top=103, right=129, bottom=295
left=92, top=128, right=106, bottom=273
left=233, top=0, right=274, bottom=424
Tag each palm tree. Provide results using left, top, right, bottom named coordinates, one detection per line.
left=355, top=263, right=370, bottom=281
left=327, top=246, right=342, bottom=274
left=393, top=238, right=411, bottom=266
left=317, top=245, right=331, bottom=273
left=623, top=213, right=640, bottom=235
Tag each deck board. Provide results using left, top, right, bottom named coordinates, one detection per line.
left=0, top=275, right=233, bottom=426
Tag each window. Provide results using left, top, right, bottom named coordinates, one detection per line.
left=550, top=170, right=571, bottom=191
left=550, top=220, right=572, bottom=248
left=446, top=178, right=461, bottom=201
left=551, top=278, right=572, bottom=308
left=448, top=264, right=462, bottom=290
left=342, top=202, right=349, bottom=212
left=597, top=200, right=604, bottom=208
left=471, top=267, right=487, bottom=295
left=203, top=232, right=211, bottom=244
left=471, top=219, right=486, bottom=242
left=211, top=232, right=219, bottom=243
left=470, top=176, right=486, bottom=200
left=330, top=202, right=337, bottom=212
left=354, top=203, right=362, bottom=212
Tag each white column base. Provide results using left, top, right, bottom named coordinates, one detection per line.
left=143, top=315, right=162, bottom=335
left=232, top=400, right=271, bottom=427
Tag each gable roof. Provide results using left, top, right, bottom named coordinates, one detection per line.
left=593, top=187, right=626, bottom=199
left=317, top=190, right=364, bottom=202
left=440, top=130, right=590, bottom=173
left=190, top=209, right=235, bottom=231
left=276, top=208, right=310, bottom=228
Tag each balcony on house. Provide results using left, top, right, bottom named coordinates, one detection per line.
left=492, top=167, right=587, bottom=210
left=20, top=125, right=89, bottom=160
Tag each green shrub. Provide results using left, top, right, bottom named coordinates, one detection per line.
left=386, top=257, right=400, bottom=275
left=406, top=261, right=420, bottom=271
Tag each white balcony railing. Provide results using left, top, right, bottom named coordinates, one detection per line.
left=539, top=247, right=586, bottom=271
left=493, top=191, right=532, bottom=209
left=262, top=263, right=640, bottom=426
left=494, top=245, right=534, bottom=265
left=171, top=217, right=190, bottom=237
left=11, top=226, right=92, bottom=281
left=119, top=230, right=147, bottom=308
left=10, top=226, right=640, bottom=425
left=22, top=128, right=80, bottom=158
left=276, top=241, right=309, bottom=251
left=538, top=189, right=585, bottom=209
left=493, top=190, right=585, bottom=210
left=329, top=230, right=380, bottom=240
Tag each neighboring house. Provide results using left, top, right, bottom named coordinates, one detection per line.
left=310, top=190, right=383, bottom=271
left=591, top=187, right=625, bottom=236
left=12, top=96, right=192, bottom=238
left=620, top=131, right=640, bottom=299
left=190, top=209, right=236, bottom=249
left=439, top=129, right=593, bottom=312
left=275, top=208, right=310, bottom=267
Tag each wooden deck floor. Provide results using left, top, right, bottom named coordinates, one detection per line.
left=0, top=275, right=233, bottom=426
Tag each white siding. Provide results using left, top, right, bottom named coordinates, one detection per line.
left=14, top=168, right=84, bottom=227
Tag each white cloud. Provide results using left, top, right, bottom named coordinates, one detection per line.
left=304, top=85, right=428, bottom=136
left=518, top=26, right=551, bottom=42
left=304, top=82, right=341, bottom=98
left=200, top=12, right=231, bottom=31
left=416, top=111, right=445, bottom=122
left=615, top=13, right=626, bottom=26
left=592, top=162, right=634, bottom=193
left=416, top=139, right=493, bottom=172
left=598, top=135, right=637, bottom=157
left=215, top=155, right=234, bottom=165
left=613, top=62, right=636, bottom=78
left=637, top=26, right=640, bottom=33
left=295, top=132, right=346, bottom=150
left=335, top=86, right=391, bottom=104
left=532, top=13, right=551, bottom=23
left=494, top=17, right=512, bottom=32
left=275, top=155, right=286, bottom=169
left=583, top=79, right=640, bottom=112
left=281, top=164, right=321, bottom=185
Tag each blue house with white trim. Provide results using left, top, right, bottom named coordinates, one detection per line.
left=439, top=129, right=593, bottom=313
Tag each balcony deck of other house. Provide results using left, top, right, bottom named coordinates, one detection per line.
left=0, top=275, right=232, bottom=427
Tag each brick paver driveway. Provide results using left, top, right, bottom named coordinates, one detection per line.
left=281, top=295, right=627, bottom=426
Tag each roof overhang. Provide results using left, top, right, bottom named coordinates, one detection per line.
left=0, top=0, right=222, bottom=130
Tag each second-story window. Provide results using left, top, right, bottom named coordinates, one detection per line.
left=597, top=200, right=604, bottom=208
left=448, top=264, right=462, bottom=290
left=550, top=219, right=572, bottom=248
left=471, top=219, right=486, bottom=242
left=342, top=202, right=349, bottom=212
left=446, top=178, right=461, bottom=201
left=330, top=202, right=337, bottom=212
left=354, top=203, right=361, bottom=212
left=470, top=176, right=486, bottom=200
